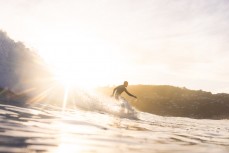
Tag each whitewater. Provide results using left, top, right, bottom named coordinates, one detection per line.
left=0, top=92, right=229, bottom=153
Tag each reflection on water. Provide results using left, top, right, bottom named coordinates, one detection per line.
left=0, top=103, right=229, bottom=153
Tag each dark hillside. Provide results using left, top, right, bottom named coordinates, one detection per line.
left=97, top=85, right=229, bottom=119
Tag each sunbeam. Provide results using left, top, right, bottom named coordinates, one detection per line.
left=62, top=86, right=69, bottom=113
left=26, top=86, right=55, bottom=104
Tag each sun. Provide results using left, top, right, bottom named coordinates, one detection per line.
left=36, top=30, right=121, bottom=89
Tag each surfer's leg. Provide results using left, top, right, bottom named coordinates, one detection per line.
left=115, top=94, right=119, bottom=100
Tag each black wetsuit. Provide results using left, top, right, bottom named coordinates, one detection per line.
left=112, top=85, right=136, bottom=100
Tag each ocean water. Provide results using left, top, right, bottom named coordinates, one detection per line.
left=0, top=94, right=229, bottom=153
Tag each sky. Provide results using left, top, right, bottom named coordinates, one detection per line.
left=0, top=0, right=229, bottom=93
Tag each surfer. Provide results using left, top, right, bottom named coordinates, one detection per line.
left=111, top=81, right=137, bottom=100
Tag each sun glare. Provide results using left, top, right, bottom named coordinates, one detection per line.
left=36, top=30, right=120, bottom=89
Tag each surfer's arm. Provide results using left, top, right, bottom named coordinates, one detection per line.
left=125, top=89, right=137, bottom=98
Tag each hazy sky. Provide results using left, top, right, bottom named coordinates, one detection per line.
left=1, top=0, right=229, bottom=93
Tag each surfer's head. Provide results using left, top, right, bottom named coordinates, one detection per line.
left=124, top=81, right=128, bottom=87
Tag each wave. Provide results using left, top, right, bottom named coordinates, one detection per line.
left=72, top=90, right=138, bottom=119
left=0, top=30, right=136, bottom=119
left=35, top=87, right=139, bottom=119
left=0, top=30, right=54, bottom=96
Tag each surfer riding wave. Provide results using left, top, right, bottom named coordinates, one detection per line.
left=111, top=81, right=137, bottom=100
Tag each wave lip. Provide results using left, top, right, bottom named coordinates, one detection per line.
left=0, top=30, right=53, bottom=96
